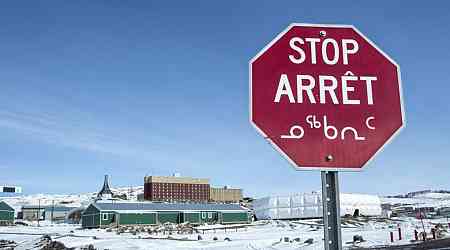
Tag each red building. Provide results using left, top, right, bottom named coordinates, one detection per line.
left=144, top=176, right=210, bottom=202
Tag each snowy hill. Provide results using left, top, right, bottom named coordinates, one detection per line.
left=3, top=188, right=450, bottom=214
left=0, top=186, right=144, bottom=212
left=381, top=190, right=450, bottom=208
left=386, top=190, right=450, bottom=199
left=410, top=192, right=450, bottom=199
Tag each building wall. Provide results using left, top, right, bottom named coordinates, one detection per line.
left=99, top=212, right=116, bottom=227
left=82, top=210, right=250, bottom=228
left=157, top=212, right=181, bottom=224
left=81, top=205, right=100, bottom=228
left=0, top=202, right=14, bottom=224
left=200, top=211, right=218, bottom=223
left=0, top=211, right=14, bottom=222
left=144, top=175, right=210, bottom=202
left=145, top=176, right=209, bottom=184
left=210, top=187, right=243, bottom=203
left=22, top=208, right=45, bottom=221
left=221, top=212, right=250, bottom=224
left=81, top=203, right=250, bottom=228
left=44, top=211, right=66, bottom=221
left=183, top=212, right=201, bottom=224
left=119, top=213, right=156, bottom=225
left=82, top=214, right=100, bottom=228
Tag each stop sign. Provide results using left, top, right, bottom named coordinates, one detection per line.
left=250, top=23, right=404, bottom=171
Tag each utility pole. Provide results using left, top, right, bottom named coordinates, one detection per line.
left=51, top=200, right=54, bottom=224
left=420, top=207, right=426, bottom=240
left=37, top=199, right=40, bottom=227
left=129, top=186, right=133, bottom=200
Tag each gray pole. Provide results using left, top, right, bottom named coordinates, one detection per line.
left=51, top=200, right=54, bottom=224
left=321, top=171, right=342, bottom=250
left=37, top=199, right=40, bottom=227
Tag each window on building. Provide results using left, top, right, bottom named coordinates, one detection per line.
left=102, top=213, right=109, bottom=220
left=208, top=212, right=212, bottom=219
left=201, top=212, right=206, bottom=219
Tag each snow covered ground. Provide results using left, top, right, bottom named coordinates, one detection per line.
left=1, top=217, right=449, bottom=250
left=2, top=190, right=450, bottom=249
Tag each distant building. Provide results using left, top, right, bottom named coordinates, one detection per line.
left=82, top=201, right=250, bottom=228
left=44, top=206, right=79, bottom=222
left=22, top=205, right=79, bottom=222
left=0, top=186, right=22, bottom=193
left=253, top=193, right=382, bottom=220
left=144, top=175, right=210, bottom=202
left=97, top=175, right=114, bottom=200
left=22, top=205, right=45, bottom=221
left=0, top=201, right=14, bottom=225
left=391, top=205, right=415, bottom=217
left=438, top=207, right=450, bottom=217
left=210, top=186, right=243, bottom=203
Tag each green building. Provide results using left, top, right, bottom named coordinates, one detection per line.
left=82, top=202, right=250, bottom=228
left=0, top=201, right=14, bottom=225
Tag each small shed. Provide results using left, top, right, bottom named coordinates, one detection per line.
left=82, top=201, right=250, bottom=228
left=0, top=201, right=14, bottom=225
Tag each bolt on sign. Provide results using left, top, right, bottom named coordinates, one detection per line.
left=250, top=23, right=405, bottom=170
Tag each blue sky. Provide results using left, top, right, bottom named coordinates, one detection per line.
left=0, top=1, right=449, bottom=197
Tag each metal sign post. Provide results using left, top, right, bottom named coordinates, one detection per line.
left=321, top=171, right=342, bottom=250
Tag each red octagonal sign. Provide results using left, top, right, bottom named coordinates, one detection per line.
left=250, top=23, right=405, bottom=171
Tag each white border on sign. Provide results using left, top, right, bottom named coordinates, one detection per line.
left=248, top=23, right=406, bottom=172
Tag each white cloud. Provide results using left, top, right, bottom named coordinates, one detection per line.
left=0, top=108, right=162, bottom=158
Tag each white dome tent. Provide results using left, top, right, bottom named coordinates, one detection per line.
left=253, top=192, right=381, bottom=220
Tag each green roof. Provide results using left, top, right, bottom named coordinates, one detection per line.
left=89, top=202, right=248, bottom=213
left=0, top=201, right=14, bottom=212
